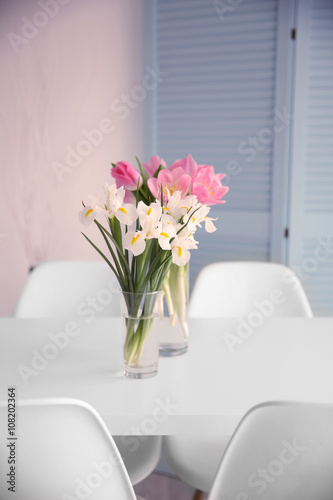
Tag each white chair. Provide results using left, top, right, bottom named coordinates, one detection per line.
left=165, top=261, right=313, bottom=499
left=164, top=434, right=231, bottom=493
left=189, top=261, right=313, bottom=318
left=14, top=261, right=161, bottom=486
left=0, top=398, right=139, bottom=500
left=208, top=402, right=333, bottom=500
left=113, top=434, right=162, bottom=486
left=14, top=260, right=121, bottom=317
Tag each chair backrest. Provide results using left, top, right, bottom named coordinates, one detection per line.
left=0, top=398, right=137, bottom=500
left=14, top=260, right=121, bottom=317
left=208, top=402, right=333, bottom=500
left=189, top=261, right=313, bottom=317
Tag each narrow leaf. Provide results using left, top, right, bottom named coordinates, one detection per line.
left=96, top=223, right=125, bottom=285
left=136, top=156, right=149, bottom=184
left=95, top=221, right=133, bottom=292
left=81, top=233, right=123, bottom=289
left=153, top=164, right=164, bottom=179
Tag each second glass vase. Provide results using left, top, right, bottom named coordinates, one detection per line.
left=159, top=263, right=189, bottom=356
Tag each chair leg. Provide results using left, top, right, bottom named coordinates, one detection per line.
left=192, top=490, right=206, bottom=500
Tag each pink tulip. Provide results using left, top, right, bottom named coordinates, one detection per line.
left=168, top=154, right=198, bottom=178
left=111, top=161, right=143, bottom=191
left=142, top=155, right=166, bottom=178
left=148, top=167, right=191, bottom=201
left=192, top=165, right=229, bottom=205
left=168, top=154, right=228, bottom=205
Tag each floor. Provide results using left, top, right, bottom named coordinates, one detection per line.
left=134, top=472, right=198, bottom=500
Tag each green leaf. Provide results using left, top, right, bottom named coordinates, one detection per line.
left=135, top=178, right=141, bottom=208
left=160, top=183, right=164, bottom=208
left=155, top=257, right=173, bottom=290
left=94, top=220, right=133, bottom=292
left=138, top=249, right=172, bottom=292
left=110, top=216, right=123, bottom=253
left=176, top=205, right=202, bottom=236
left=96, top=222, right=125, bottom=287
left=81, top=232, right=123, bottom=289
left=141, top=187, right=150, bottom=203
left=136, top=238, right=154, bottom=286
left=153, top=164, right=164, bottom=179
left=136, top=156, right=149, bottom=184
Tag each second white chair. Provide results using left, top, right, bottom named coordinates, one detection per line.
left=208, top=402, right=333, bottom=500
left=165, top=261, right=313, bottom=499
left=189, top=261, right=313, bottom=318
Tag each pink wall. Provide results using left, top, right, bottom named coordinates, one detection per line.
left=0, top=0, right=145, bottom=316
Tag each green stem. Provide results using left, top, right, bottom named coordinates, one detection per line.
left=162, top=271, right=175, bottom=322
left=177, top=266, right=187, bottom=322
left=168, top=263, right=189, bottom=338
left=134, top=317, right=154, bottom=364
left=124, top=317, right=137, bottom=352
left=125, top=329, right=141, bottom=365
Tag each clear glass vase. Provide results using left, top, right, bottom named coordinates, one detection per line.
left=121, top=290, right=160, bottom=379
left=159, top=263, right=189, bottom=356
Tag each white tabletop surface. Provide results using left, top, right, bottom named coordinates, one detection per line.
left=0, top=317, right=333, bottom=435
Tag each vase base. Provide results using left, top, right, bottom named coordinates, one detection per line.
left=159, top=343, right=188, bottom=357
left=124, top=365, right=158, bottom=379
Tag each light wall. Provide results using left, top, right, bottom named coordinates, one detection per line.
left=0, top=0, right=145, bottom=316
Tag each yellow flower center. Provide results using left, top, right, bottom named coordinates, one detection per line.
left=118, top=207, right=128, bottom=214
left=178, top=247, right=182, bottom=257
left=85, top=209, right=93, bottom=218
left=131, top=234, right=140, bottom=245
left=147, top=207, right=152, bottom=215
left=203, top=182, right=214, bottom=196
left=160, top=232, right=169, bottom=238
left=163, top=182, right=180, bottom=196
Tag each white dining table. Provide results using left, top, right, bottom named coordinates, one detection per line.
left=0, top=317, right=333, bottom=436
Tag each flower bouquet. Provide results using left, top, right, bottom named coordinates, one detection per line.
left=80, top=154, right=228, bottom=377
